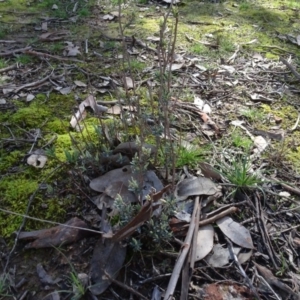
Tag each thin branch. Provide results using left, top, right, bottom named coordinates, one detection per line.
left=164, top=196, right=200, bottom=300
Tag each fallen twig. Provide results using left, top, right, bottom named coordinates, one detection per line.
left=24, top=49, right=85, bottom=63
left=182, top=206, right=238, bottom=229
left=14, top=73, right=52, bottom=93
left=185, top=34, right=218, bottom=48
left=226, top=45, right=240, bottom=64
left=104, top=270, right=148, bottom=300
left=227, top=237, right=261, bottom=299
left=164, top=196, right=200, bottom=300
left=0, top=40, right=18, bottom=43
left=0, top=63, right=18, bottom=73
left=280, top=57, right=300, bottom=81
left=0, top=46, right=32, bottom=57
left=254, top=193, right=278, bottom=269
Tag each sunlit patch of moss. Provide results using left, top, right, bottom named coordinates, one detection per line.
left=287, top=146, right=300, bottom=173
left=137, top=18, right=160, bottom=37
left=10, top=102, right=51, bottom=128
left=0, top=176, right=38, bottom=236
left=265, top=52, right=279, bottom=59
left=54, top=134, right=74, bottom=162
left=46, top=119, right=70, bottom=134
left=0, top=150, right=23, bottom=173
left=260, top=104, right=298, bottom=128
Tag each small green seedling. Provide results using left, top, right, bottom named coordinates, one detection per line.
left=218, top=154, right=262, bottom=189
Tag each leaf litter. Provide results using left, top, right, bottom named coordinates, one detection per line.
left=1, top=0, right=300, bottom=299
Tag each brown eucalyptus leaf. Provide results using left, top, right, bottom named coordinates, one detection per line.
left=89, top=165, right=135, bottom=193
left=175, top=177, right=218, bottom=200
left=199, top=162, right=221, bottom=180
left=89, top=239, right=126, bottom=295
left=203, top=283, right=252, bottom=300
left=196, top=224, right=214, bottom=261
left=19, top=217, right=91, bottom=249
left=216, top=216, right=254, bottom=249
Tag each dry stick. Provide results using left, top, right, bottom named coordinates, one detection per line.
left=138, top=273, right=172, bottom=285
left=164, top=196, right=200, bottom=300
left=24, top=49, right=85, bottom=63
left=253, top=268, right=281, bottom=300
left=226, top=237, right=261, bottom=299
left=276, top=180, right=300, bottom=198
left=104, top=270, right=148, bottom=300
left=205, top=201, right=247, bottom=218
left=0, top=46, right=32, bottom=57
left=226, top=45, right=240, bottom=64
left=280, top=57, right=300, bottom=81
left=182, top=206, right=238, bottom=229
left=269, top=224, right=300, bottom=236
left=181, top=197, right=201, bottom=300
left=14, top=73, right=52, bottom=93
left=254, top=194, right=278, bottom=269
left=0, top=63, right=18, bottom=74
left=0, top=40, right=18, bottom=43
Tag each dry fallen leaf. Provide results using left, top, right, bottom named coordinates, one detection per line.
left=168, top=63, right=183, bottom=71
left=18, top=217, right=90, bottom=249
left=64, top=41, right=81, bottom=56
left=74, top=80, right=87, bottom=87
left=203, top=283, right=252, bottom=300
left=175, top=177, right=219, bottom=201
left=26, top=94, right=35, bottom=102
left=89, top=165, right=136, bottom=193
left=194, top=96, right=204, bottom=110
left=208, top=244, right=241, bottom=267
left=253, top=135, right=268, bottom=153
left=125, top=76, right=134, bottom=89
left=89, top=239, right=126, bottom=295
left=196, top=224, right=214, bottom=261
left=216, top=216, right=254, bottom=249
left=70, top=95, right=107, bottom=129
left=103, top=14, right=115, bottom=21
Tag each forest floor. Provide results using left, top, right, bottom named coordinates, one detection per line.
left=0, top=0, right=300, bottom=299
